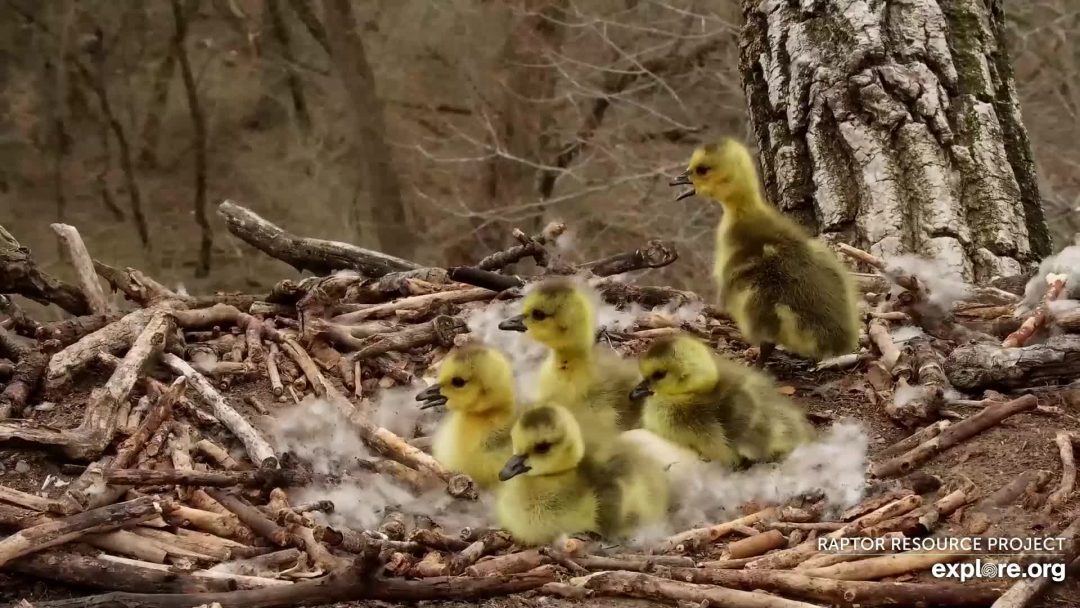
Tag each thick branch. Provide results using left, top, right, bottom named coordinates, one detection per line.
left=0, top=225, right=88, bottom=315
left=218, top=200, right=419, bottom=277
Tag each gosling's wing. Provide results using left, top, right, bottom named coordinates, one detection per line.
left=724, top=235, right=856, bottom=357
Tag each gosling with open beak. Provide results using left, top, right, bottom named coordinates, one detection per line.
left=498, top=453, right=531, bottom=481
left=415, top=384, right=448, bottom=409
left=669, top=169, right=695, bottom=201
left=498, top=315, right=527, bottom=332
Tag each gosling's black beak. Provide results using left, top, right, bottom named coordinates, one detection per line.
left=416, top=384, right=448, bottom=409
left=498, top=315, right=527, bottom=332
left=630, top=380, right=653, bottom=400
left=669, top=170, right=695, bottom=201
left=498, top=454, right=531, bottom=481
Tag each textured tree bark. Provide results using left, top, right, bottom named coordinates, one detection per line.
left=740, top=0, right=1049, bottom=282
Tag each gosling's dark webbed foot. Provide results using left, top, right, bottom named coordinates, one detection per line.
left=754, top=342, right=776, bottom=368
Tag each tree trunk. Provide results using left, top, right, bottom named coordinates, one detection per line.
left=321, top=0, right=413, bottom=261
left=739, top=0, right=1050, bottom=282
left=444, top=0, right=567, bottom=264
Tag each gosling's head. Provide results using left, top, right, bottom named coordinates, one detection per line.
left=632, top=333, right=720, bottom=399
left=498, top=279, right=594, bottom=351
left=669, top=139, right=760, bottom=205
left=415, top=344, right=514, bottom=414
left=499, top=405, right=585, bottom=480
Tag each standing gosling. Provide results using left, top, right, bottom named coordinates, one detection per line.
left=670, top=139, right=859, bottom=367
left=632, top=333, right=814, bottom=467
left=496, top=404, right=669, bottom=546
left=415, top=345, right=515, bottom=489
left=498, top=278, right=642, bottom=432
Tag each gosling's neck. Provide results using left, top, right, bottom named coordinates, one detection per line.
left=549, top=326, right=596, bottom=365
left=454, top=393, right=515, bottom=421
left=712, top=180, right=772, bottom=223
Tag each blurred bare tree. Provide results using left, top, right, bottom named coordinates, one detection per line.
left=0, top=0, right=1075, bottom=304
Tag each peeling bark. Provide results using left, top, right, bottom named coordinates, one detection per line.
left=739, top=0, right=1049, bottom=282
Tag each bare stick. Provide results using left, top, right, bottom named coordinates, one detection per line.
left=799, top=550, right=965, bottom=580
left=0, top=484, right=75, bottom=515
left=163, top=503, right=240, bottom=538
left=1003, top=273, right=1067, bottom=348
left=574, top=571, right=818, bottom=608
left=195, top=438, right=242, bottom=470
left=655, top=507, right=775, bottom=553
left=31, top=569, right=555, bottom=607
left=868, top=319, right=900, bottom=372
left=876, top=420, right=950, bottom=459
left=1043, top=431, right=1077, bottom=516
left=267, top=342, right=284, bottom=397
left=726, top=529, right=787, bottom=559
left=162, top=353, right=275, bottom=466
left=746, top=496, right=923, bottom=570
left=205, top=490, right=299, bottom=548
left=106, top=468, right=309, bottom=488
left=0, top=496, right=160, bottom=567
left=871, top=395, right=1038, bottom=477
left=115, top=377, right=186, bottom=468
left=11, top=548, right=272, bottom=593
left=663, top=567, right=1005, bottom=606
left=84, top=529, right=169, bottom=563
left=50, top=223, right=111, bottom=315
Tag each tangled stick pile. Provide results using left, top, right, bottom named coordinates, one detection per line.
left=0, top=202, right=1078, bottom=608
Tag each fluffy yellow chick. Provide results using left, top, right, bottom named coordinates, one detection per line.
left=632, top=333, right=814, bottom=467
left=498, top=278, right=642, bottom=433
left=415, top=344, right=515, bottom=488
left=495, top=404, right=669, bottom=546
left=670, top=139, right=859, bottom=367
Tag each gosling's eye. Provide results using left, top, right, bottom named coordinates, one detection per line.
left=694, top=165, right=709, bottom=176
left=534, top=442, right=552, bottom=454
left=652, top=370, right=667, bottom=381
left=451, top=377, right=466, bottom=387
left=531, top=310, right=548, bottom=321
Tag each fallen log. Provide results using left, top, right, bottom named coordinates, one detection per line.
left=218, top=200, right=419, bottom=277
left=946, top=335, right=1080, bottom=390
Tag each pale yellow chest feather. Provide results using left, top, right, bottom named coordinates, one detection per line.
left=495, top=474, right=598, bottom=546
left=432, top=412, right=512, bottom=489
